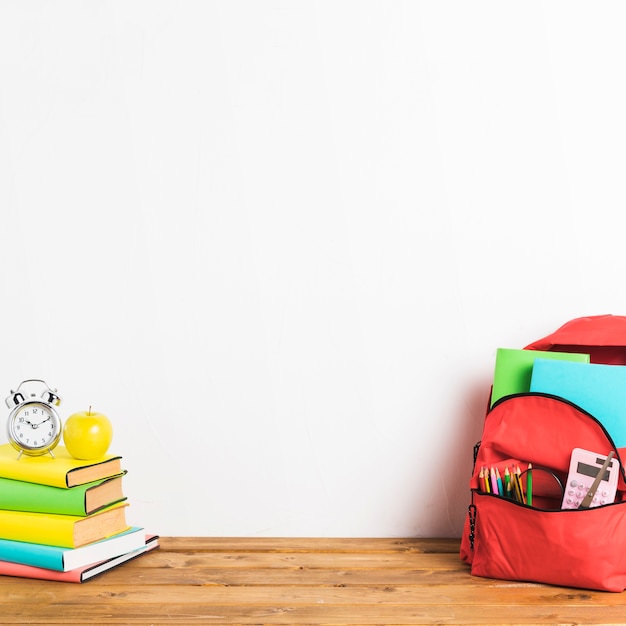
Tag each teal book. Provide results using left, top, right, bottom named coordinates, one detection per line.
left=0, top=473, right=127, bottom=516
left=0, top=527, right=146, bottom=572
left=491, top=348, right=590, bottom=407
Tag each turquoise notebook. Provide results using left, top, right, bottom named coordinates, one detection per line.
left=530, top=359, right=626, bottom=448
left=0, top=527, right=144, bottom=571
left=491, top=348, right=590, bottom=407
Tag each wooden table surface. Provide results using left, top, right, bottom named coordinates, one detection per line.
left=2, top=536, right=626, bottom=625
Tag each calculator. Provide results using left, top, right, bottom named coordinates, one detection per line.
left=562, top=448, right=619, bottom=510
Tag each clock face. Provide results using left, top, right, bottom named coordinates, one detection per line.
left=8, top=402, right=61, bottom=453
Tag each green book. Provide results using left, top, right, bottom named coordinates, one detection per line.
left=0, top=473, right=127, bottom=516
left=491, top=348, right=590, bottom=408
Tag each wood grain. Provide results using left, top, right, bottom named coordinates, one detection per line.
left=1, top=537, right=625, bottom=625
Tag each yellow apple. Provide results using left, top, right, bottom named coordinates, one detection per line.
left=63, top=408, right=113, bottom=460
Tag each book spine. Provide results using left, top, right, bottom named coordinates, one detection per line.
left=0, top=559, right=82, bottom=582
left=0, top=510, right=77, bottom=548
left=0, top=477, right=86, bottom=516
left=0, top=538, right=63, bottom=570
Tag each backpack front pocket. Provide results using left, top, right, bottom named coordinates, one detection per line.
left=470, top=491, right=626, bottom=592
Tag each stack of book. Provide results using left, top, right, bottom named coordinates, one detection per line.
left=0, top=443, right=158, bottom=583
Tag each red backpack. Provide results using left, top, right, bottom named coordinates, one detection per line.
left=460, top=315, right=626, bottom=592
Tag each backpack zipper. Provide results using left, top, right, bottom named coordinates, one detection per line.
left=486, top=391, right=626, bottom=482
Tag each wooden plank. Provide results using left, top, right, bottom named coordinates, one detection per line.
left=2, top=603, right=626, bottom=625
left=159, top=537, right=462, bottom=553
left=0, top=566, right=483, bottom=586
left=0, top=563, right=483, bottom=590
left=0, top=583, right=618, bottom=607
left=136, top=550, right=465, bottom=570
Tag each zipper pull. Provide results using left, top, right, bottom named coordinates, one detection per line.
left=468, top=503, right=477, bottom=551
left=472, top=441, right=481, bottom=469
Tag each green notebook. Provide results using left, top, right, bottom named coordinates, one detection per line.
left=491, top=348, right=590, bottom=407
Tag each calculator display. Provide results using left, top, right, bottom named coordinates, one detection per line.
left=577, top=460, right=612, bottom=482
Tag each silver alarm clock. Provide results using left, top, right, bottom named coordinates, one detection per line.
left=5, top=379, right=62, bottom=459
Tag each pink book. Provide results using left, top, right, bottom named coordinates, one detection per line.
left=0, top=535, right=158, bottom=583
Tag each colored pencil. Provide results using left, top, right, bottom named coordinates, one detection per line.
left=504, top=466, right=511, bottom=498
left=496, top=467, right=504, bottom=496
left=482, top=467, right=491, bottom=493
left=515, top=465, right=526, bottom=504
left=490, top=467, right=499, bottom=495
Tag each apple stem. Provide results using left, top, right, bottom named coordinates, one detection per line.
left=88, top=406, right=92, bottom=416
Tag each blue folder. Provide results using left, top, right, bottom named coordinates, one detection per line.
left=530, top=359, right=626, bottom=447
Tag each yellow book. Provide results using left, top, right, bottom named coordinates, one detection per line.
left=0, top=444, right=123, bottom=488
left=0, top=503, right=129, bottom=548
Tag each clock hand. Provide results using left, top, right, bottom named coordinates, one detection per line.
left=30, top=416, right=51, bottom=429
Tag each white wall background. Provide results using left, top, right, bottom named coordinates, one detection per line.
left=1, top=1, right=626, bottom=538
